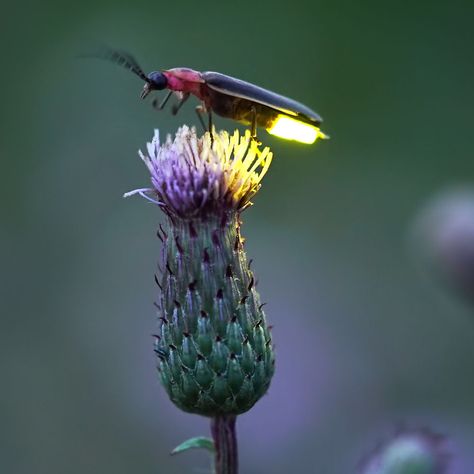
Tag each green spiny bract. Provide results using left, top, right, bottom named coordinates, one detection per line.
left=155, top=215, right=274, bottom=416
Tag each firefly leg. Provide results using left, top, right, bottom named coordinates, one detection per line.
left=171, top=93, right=190, bottom=115
left=208, top=110, right=215, bottom=146
left=195, top=106, right=207, bottom=133
left=250, top=106, right=258, bottom=141
left=152, top=90, right=172, bottom=111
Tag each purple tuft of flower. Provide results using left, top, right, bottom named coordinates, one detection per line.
left=125, top=126, right=273, bottom=219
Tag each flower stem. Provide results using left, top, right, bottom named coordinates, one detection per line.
left=211, top=415, right=238, bottom=474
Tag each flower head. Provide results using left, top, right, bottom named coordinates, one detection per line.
left=131, top=126, right=272, bottom=219
left=129, top=126, right=275, bottom=416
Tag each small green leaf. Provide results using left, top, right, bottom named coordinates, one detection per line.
left=171, top=436, right=215, bottom=455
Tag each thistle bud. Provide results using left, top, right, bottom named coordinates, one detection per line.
left=361, top=429, right=450, bottom=474
left=129, top=126, right=275, bottom=416
left=412, top=187, right=474, bottom=303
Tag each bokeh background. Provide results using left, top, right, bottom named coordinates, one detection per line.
left=1, top=0, right=474, bottom=473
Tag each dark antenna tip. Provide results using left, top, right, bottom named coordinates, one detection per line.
left=80, top=45, right=149, bottom=83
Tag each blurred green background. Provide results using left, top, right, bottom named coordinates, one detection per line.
left=1, top=0, right=473, bottom=473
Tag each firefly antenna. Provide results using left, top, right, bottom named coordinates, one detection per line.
left=93, top=47, right=149, bottom=82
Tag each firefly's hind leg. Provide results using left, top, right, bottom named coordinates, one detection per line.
left=250, top=106, right=261, bottom=144
left=208, top=109, right=215, bottom=146
left=152, top=90, right=172, bottom=111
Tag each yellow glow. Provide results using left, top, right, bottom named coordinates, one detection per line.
left=266, top=115, right=328, bottom=144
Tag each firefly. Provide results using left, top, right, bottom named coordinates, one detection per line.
left=100, top=49, right=328, bottom=145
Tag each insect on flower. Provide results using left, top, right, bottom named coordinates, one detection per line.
left=99, top=49, right=328, bottom=144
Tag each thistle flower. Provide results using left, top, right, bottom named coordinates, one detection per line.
left=360, top=428, right=450, bottom=474
left=135, top=126, right=273, bottom=220
left=128, top=126, right=275, bottom=419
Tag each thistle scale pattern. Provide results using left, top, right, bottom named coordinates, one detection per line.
left=155, top=216, right=275, bottom=415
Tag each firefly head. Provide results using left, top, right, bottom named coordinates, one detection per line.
left=141, top=71, right=168, bottom=99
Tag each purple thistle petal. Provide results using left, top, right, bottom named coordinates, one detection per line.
left=132, top=126, right=273, bottom=219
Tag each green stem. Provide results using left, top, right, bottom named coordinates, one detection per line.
left=211, top=415, right=238, bottom=474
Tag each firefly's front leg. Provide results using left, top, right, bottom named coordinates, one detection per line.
left=152, top=90, right=173, bottom=111
left=171, top=92, right=190, bottom=115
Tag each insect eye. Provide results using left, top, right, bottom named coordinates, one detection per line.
left=148, top=71, right=167, bottom=90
